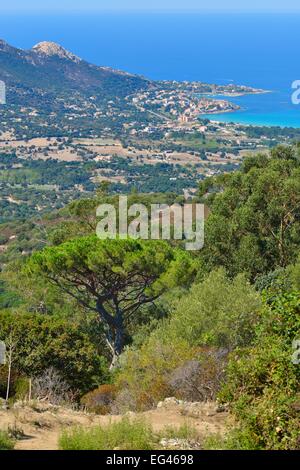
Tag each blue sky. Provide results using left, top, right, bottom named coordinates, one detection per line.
left=1, top=0, right=300, bottom=12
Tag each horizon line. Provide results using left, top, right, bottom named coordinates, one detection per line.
left=1, top=8, right=300, bottom=14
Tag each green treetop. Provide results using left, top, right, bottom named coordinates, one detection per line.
left=26, top=237, right=198, bottom=367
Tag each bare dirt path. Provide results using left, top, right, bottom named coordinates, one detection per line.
left=0, top=400, right=228, bottom=450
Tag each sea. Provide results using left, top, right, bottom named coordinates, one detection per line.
left=0, top=12, right=300, bottom=128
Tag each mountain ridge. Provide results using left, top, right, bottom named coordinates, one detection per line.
left=0, top=38, right=152, bottom=106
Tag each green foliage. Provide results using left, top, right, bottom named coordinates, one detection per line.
left=81, top=384, right=117, bottom=414
left=201, top=147, right=300, bottom=278
left=219, top=291, right=300, bottom=450
left=289, top=253, right=300, bottom=291
left=157, top=269, right=261, bottom=350
left=204, top=428, right=261, bottom=450
left=26, top=237, right=198, bottom=360
left=116, top=337, right=193, bottom=411
left=255, top=268, right=291, bottom=296
left=0, top=310, right=108, bottom=395
left=14, top=378, right=31, bottom=401
left=59, top=417, right=198, bottom=450
left=59, top=417, right=157, bottom=450
left=0, top=281, right=21, bottom=309
left=2, top=145, right=300, bottom=449
left=0, top=431, right=15, bottom=451
left=5, top=261, right=84, bottom=319
left=26, top=237, right=196, bottom=296
left=161, top=422, right=197, bottom=441
left=115, top=269, right=259, bottom=409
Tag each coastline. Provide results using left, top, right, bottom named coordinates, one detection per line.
left=197, top=89, right=300, bottom=128
left=203, top=89, right=272, bottom=98
left=196, top=87, right=272, bottom=118
left=198, top=106, right=241, bottom=116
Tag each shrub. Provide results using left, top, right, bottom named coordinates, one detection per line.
left=0, top=310, right=109, bottom=395
left=218, top=291, right=300, bottom=450
left=169, top=348, right=228, bottom=402
left=115, top=270, right=259, bottom=411
left=0, top=431, right=15, bottom=450
left=290, top=254, right=300, bottom=291
left=110, top=388, right=138, bottom=415
left=160, top=422, right=198, bottom=441
left=164, top=269, right=261, bottom=350
left=15, top=378, right=30, bottom=401
left=59, top=417, right=156, bottom=450
left=204, top=427, right=261, bottom=450
left=32, top=368, right=73, bottom=405
left=115, top=338, right=194, bottom=411
left=255, top=268, right=290, bottom=295
left=81, top=384, right=117, bottom=414
left=59, top=417, right=199, bottom=450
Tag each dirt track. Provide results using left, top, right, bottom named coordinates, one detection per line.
left=0, top=401, right=228, bottom=450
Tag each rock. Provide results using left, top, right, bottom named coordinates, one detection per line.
left=0, top=398, right=8, bottom=410
left=157, top=397, right=180, bottom=409
left=164, top=397, right=180, bottom=405
left=12, top=401, right=26, bottom=409
left=215, top=403, right=229, bottom=413
left=159, top=438, right=201, bottom=450
left=291, top=401, right=300, bottom=412
left=32, top=42, right=81, bottom=63
left=215, top=405, right=225, bottom=413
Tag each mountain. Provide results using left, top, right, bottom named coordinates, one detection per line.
left=0, top=39, right=151, bottom=107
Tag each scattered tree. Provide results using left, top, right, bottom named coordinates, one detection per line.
left=26, top=237, right=197, bottom=366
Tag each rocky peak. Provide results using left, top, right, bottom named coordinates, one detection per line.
left=0, top=39, right=15, bottom=52
left=32, top=41, right=81, bottom=63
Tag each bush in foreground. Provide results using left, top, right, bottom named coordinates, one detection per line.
left=0, top=431, right=15, bottom=451
left=216, top=291, right=300, bottom=450
left=115, top=269, right=259, bottom=411
left=81, top=384, right=117, bottom=414
left=59, top=418, right=156, bottom=450
left=59, top=418, right=197, bottom=450
left=204, top=428, right=261, bottom=450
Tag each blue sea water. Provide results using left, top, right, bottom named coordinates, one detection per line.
left=0, top=12, right=300, bottom=127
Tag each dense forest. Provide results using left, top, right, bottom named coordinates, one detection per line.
left=0, top=144, right=300, bottom=450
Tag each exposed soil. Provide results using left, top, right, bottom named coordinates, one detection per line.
left=0, top=400, right=229, bottom=450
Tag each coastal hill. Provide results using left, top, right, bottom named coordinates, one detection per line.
left=0, top=38, right=262, bottom=118
left=0, top=39, right=152, bottom=107
left=0, top=38, right=266, bottom=142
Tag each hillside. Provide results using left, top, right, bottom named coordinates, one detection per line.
left=0, top=146, right=300, bottom=451
left=0, top=39, right=157, bottom=139
left=0, top=38, right=268, bottom=141
left=0, top=39, right=151, bottom=106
